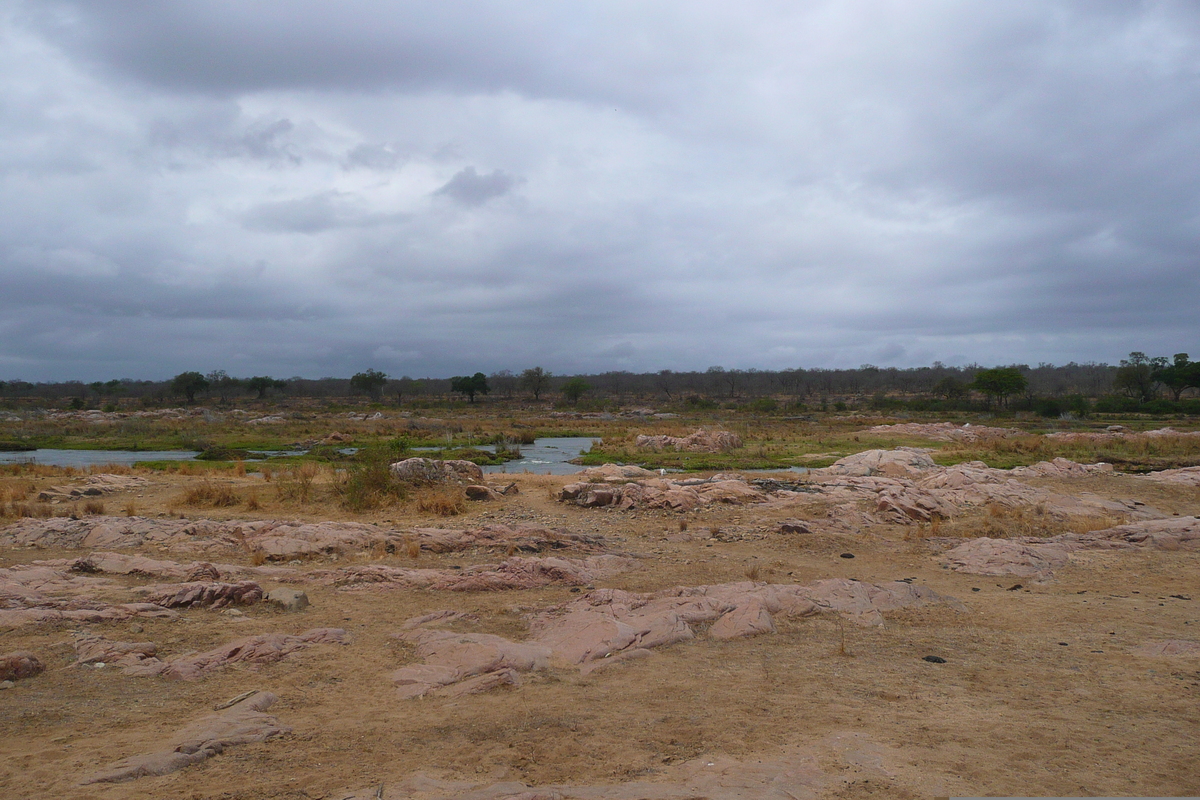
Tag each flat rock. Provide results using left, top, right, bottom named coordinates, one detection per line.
left=81, top=691, right=289, bottom=784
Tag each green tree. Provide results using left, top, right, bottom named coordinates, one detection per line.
left=1151, top=353, right=1200, bottom=402
left=1114, top=352, right=1166, bottom=402
left=451, top=372, right=489, bottom=403
left=170, top=371, right=210, bottom=404
left=971, top=367, right=1027, bottom=409
left=206, top=370, right=244, bottom=403
left=349, top=369, right=388, bottom=400
left=394, top=376, right=424, bottom=405
left=560, top=377, right=591, bottom=404
left=245, top=375, right=287, bottom=399
left=932, top=376, right=967, bottom=399
left=520, top=366, right=552, bottom=400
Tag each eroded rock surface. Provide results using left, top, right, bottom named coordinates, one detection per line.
left=81, top=691, right=289, bottom=784
left=82, top=628, right=349, bottom=680
left=391, top=624, right=552, bottom=699
left=138, top=580, right=264, bottom=609
left=323, top=555, right=638, bottom=592
left=0, top=564, right=177, bottom=628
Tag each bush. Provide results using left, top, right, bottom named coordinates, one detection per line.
left=744, top=397, right=778, bottom=413
left=1034, top=398, right=1064, bottom=418
left=335, top=450, right=406, bottom=511
left=1094, top=395, right=1142, bottom=414
left=1141, top=399, right=1177, bottom=416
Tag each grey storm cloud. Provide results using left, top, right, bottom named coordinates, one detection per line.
left=434, top=167, right=520, bottom=206
left=1, top=1, right=1199, bottom=381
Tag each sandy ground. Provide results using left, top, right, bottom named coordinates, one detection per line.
left=1, top=464, right=1198, bottom=799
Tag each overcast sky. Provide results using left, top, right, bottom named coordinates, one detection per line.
left=2, top=1, right=1198, bottom=381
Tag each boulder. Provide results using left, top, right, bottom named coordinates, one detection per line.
left=389, top=458, right=484, bottom=485
left=0, top=651, right=44, bottom=681
left=465, top=485, right=501, bottom=501
left=265, top=587, right=309, bottom=612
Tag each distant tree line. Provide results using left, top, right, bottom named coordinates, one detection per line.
left=1, top=353, right=1198, bottom=414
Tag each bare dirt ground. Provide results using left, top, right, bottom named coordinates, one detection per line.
left=1, top=459, right=1198, bottom=799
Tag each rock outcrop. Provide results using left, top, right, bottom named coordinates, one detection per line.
left=139, top=580, right=264, bottom=609
left=37, top=474, right=150, bottom=503
left=559, top=475, right=766, bottom=512
left=941, top=516, right=1200, bottom=580
left=387, top=579, right=962, bottom=698
left=635, top=429, right=742, bottom=453
left=819, top=448, right=938, bottom=478
left=78, top=628, right=348, bottom=680
left=0, top=517, right=610, bottom=560
left=0, top=563, right=178, bottom=629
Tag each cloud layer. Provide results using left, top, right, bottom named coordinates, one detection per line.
left=2, top=1, right=1198, bottom=380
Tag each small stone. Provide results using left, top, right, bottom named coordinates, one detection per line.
left=1007, top=584, right=1023, bottom=591
left=839, top=553, right=855, bottom=559
left=0, top=680, right=14, bottom=690
left=222, top=608, right=245, bottom=617
left=971, top=588, right=980, bottom=592
left=94, top=662, right=106, bottom=669
left=1058, top=642, right=1069, bottom=646
left=129, top=623, right=144, bottom=634
left=923, top=655, right=947, bottom=664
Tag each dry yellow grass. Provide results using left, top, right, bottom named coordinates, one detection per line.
left=178, top=481, right=241, bottom=507
left=413, top=485, right=467, bottom=516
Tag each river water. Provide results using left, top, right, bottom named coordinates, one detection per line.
left=0, top=437, right=600, bottom=474
left=0, top=449, right=201, bottom=467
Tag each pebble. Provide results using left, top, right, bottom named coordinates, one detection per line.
left=839, top=553, right=855, bottom=559
left=129, top=623, right=144, bottom=634
left=923, top=656, right=947, bottom=664
left=0, top=680, right=14, bottom=690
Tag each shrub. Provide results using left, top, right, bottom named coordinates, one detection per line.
left=82, top=499, right=106, bottom=515
left=336, top=452, right=406, bottom=512
left=745, top=397, right=778, bottom=413
left=1034, top=398, right=1064, bottom=418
